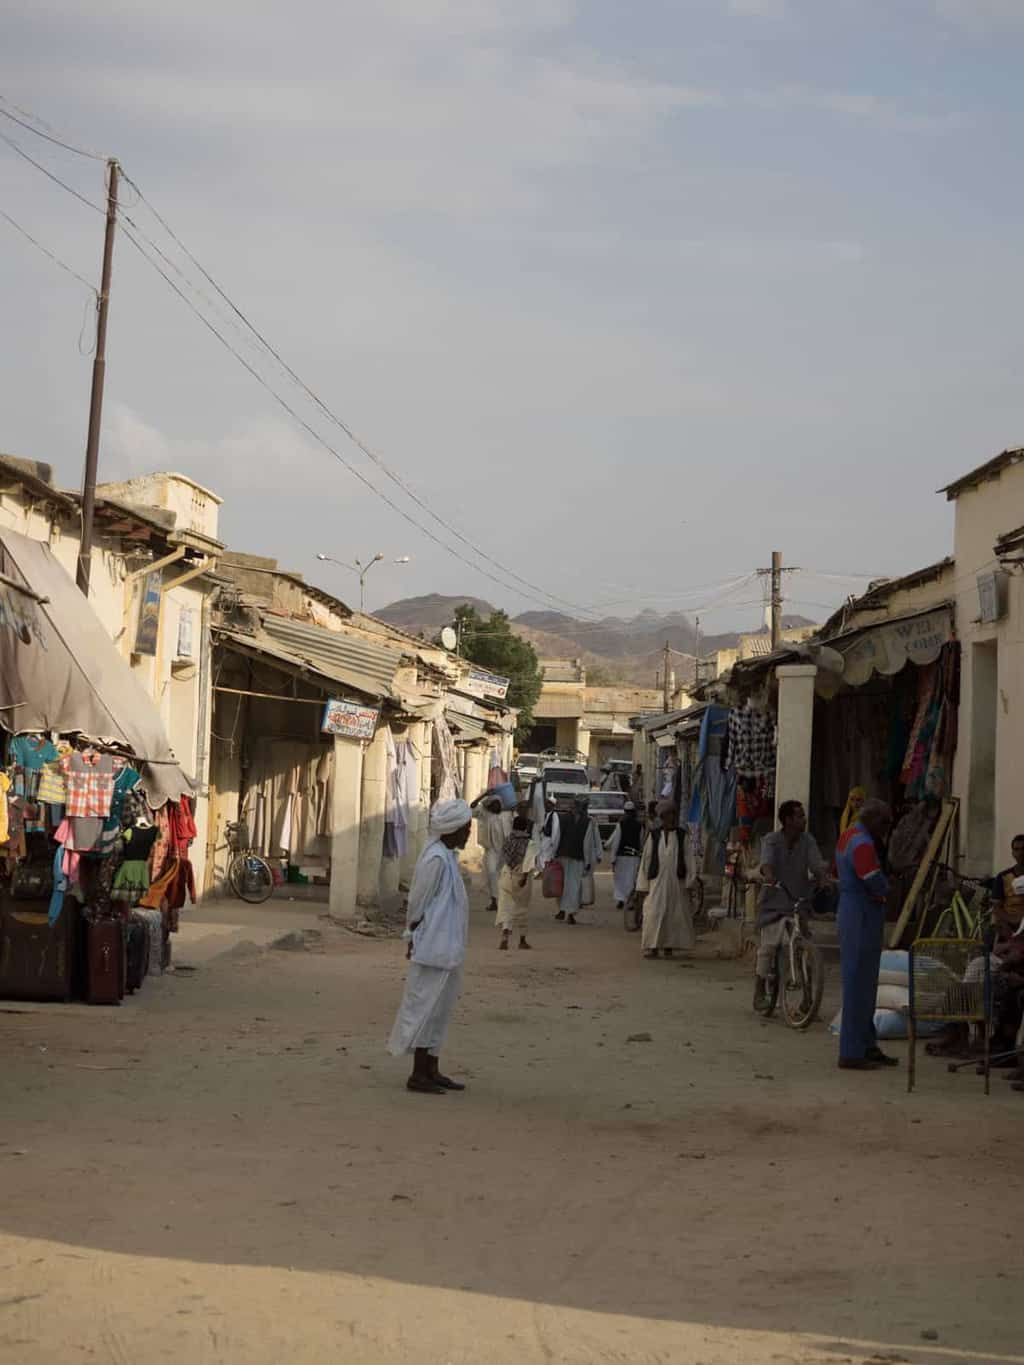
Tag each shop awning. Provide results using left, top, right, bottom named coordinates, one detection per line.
left=826, top=605, right=954, bottom=693
left=0, top=527, right=191, bottom=806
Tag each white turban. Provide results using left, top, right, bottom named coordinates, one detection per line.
left=429, top=798, right=472, bottom=835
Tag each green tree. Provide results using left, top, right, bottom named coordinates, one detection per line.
left=449, top=605, right=543, bottom=742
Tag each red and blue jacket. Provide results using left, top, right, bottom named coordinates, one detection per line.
left=836, top=822, right=889, bottom=910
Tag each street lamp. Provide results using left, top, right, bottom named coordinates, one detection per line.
left=316, top=551, right=410, bottom=611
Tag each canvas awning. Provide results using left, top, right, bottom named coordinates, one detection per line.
left=816, top=605, right=954, bottom=699
left=0, top=527, right=191, bottom=806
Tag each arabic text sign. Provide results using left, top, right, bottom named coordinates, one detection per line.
left=321, top=697, right=380, bottom=741
left=463, top=666, right=510, bottom=701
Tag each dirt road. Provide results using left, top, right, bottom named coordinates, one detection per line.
left=1, top=872, right=1020, bottom=1365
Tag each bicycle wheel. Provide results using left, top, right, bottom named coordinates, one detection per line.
left=229, top=851, right=274, bottom=904
left=780, top=937, right=824, bottom=1030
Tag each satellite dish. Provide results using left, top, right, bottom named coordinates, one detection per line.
left=440, top=627, right=457, bottom=651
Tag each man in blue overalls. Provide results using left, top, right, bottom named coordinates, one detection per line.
left=835, top=798, right=896, bottom=1071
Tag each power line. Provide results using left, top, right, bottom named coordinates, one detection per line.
left=0, top=129, right=105, bottom=215
left=116, top=219, right=601, bottom=618
left=0, top=99, right=106, bottom=161
left=118, top=169, right=597, bottom=621
left=0, top=206, right=97, bottom=293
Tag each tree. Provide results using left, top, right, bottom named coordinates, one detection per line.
left=448, top=605, right=543, bottom=742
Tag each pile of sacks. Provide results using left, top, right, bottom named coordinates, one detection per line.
left=829, top=949, right=944, bottom=1040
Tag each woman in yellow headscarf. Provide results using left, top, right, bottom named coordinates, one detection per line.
left=839, top=786, right=867, bottom=835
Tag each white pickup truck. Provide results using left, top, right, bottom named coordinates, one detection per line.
left=531, top=760, right=591, bottom=815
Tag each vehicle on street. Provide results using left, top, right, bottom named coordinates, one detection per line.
left=601, top=758, right=633, bottom=790
left=512, top=752, right=541, bottom=789
left=531, top=759, right=591, bottom=815
left=587, top=790, right=627, bottom=841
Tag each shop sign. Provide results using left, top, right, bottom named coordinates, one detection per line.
left=463, top=666, right=509, bottom=701
left=841, top=608, right=952, bottom=688
left=133, top=571, right=162, bottom=657
left=321, top=697, right=380, bottom=741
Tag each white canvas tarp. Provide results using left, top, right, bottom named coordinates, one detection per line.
left=0, top=527, right=191, bottom=806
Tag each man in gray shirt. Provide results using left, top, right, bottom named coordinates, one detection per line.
left=754, top=800, right=828, bottom=1012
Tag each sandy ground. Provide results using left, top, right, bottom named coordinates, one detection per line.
left=1, top=871, right=1021, bottom=1365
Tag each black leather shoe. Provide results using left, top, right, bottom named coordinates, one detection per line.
left=838, top=1057, right=882, bottom=1071
left=407, top=1075, right=446, bottom=1094
left=865, top=1048, right=899, bottom=1067
left=434, top=1074, right=466, bottom=1091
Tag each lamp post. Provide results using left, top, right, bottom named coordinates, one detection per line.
left=316, top=552, right=410, bottom=611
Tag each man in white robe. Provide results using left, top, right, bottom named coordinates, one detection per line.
left=636, top=800, right=694, bottom=959
left=556, top=796, right=603, bottom=924
left=388, top=799, right=473, bottom=1094
left=537, top=797, right=560, bottom=870
left=474, top=795, right=511, bottom=912
left=606, top=801, right=644, bottom=910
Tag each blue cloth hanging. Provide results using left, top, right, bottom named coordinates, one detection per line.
left=47, top=842, right=68, bottom=926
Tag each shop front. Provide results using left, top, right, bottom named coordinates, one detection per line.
left=0, top=528, right=196, bottom=1005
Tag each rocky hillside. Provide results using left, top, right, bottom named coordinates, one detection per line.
left=374, top=595, right=816, bottom=686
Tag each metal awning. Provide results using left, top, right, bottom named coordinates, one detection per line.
left=214, top=611, right=409, bottom=703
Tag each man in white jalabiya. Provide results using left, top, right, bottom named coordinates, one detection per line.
left=606, top=801, right=644, bottom=912
left=555, top=795, right=603, bottom=925
left=388, top=798, right=473, bottom=1095
left=473, top=794, right=511, bottom=913
left=536, top=796, right=560, bottom=870
left=636, top=800, right=694, bottom=960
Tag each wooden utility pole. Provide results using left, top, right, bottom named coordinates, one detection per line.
left=76, top=157, right=119, bottom=596
left=770, top=549, right=783, bottom=651
left=663, top=639, right=672, bottom=712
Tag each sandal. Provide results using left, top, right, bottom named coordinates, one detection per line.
left=406, top=1075, right=446, bottom=1095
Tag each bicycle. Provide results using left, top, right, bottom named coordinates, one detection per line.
left=756, top=897, right=825, bottom=1030
left=225, top=821, right=275, bottom=904
left=928, top=865, right=988, bottom=941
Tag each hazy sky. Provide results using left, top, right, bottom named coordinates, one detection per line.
left=3, top=0, right=1023, bottom=628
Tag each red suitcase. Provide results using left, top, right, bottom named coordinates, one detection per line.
left=86, top=918, right=126, bottom=1006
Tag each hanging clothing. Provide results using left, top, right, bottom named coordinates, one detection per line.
left=60, top=749, right=116, bottom=819
left=637, top=829, right=693, bottom=952
left=727, top=705, right=776, bottom=780
left=0, top=772, right=9, bottom=844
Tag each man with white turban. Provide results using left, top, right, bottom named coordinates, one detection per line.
left=472, top=792, right=512, bottom=912
left=388, top=798, right=473, bottom=1094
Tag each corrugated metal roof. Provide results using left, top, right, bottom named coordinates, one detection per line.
left=216, top=613, right=407, bottom=701
left=446, top=708, right=488, bottom=740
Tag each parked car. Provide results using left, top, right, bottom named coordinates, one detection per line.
left=513, top=752, right=541, bottom=790
left=530, top=760, right=591, bottom=815
left=586, top=790, right=627, bottom=841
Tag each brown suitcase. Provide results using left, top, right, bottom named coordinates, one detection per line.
left=85, top=918, right=126, bottom=1006
left=0, top=902, right=78, bottom=1002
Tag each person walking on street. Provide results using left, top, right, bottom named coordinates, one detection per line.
left=496, top=803, right=536, bottom=951
left=606, top=801, right=644, bottom=910
left=537, top=796, right=560, bottom=871
left=836, top=798, right=896, bottom=1071
left=555, top=795, right=602, bottom=925
left=636, top=801, right=693, bottom=959
left=754, top=800, right=829, bottom=1012
left=473, top=793, right=510, bottom=914
left=388, top=799, right=473, bottom=1095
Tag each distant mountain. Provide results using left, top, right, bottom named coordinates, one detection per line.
left=374, top=594, right=815, bottom=686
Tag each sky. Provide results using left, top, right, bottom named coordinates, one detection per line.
left=2, top=0, right=1024, bottom=630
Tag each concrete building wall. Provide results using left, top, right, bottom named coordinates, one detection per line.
left=949, top=462, right=1024, bottom=875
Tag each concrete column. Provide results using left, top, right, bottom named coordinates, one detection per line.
left=400, top=721, right=431, bottom=884
left=329, top=735, right=364, bottom=918
left=462, top=744, right=487, bottom=869
left=357, top=725, right=389, bottom=908
left=774, top=664, right=818, bottom=819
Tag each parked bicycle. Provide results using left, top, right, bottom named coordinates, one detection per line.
left=225, top=821, right=275, bottom=904
left=927, top=864, right=989, bottom=941
left=755, top=895, right=825, bottom=1030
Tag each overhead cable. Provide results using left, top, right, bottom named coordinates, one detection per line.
left=0, top=129, right=105, bottom=215
left=118, top=169, right=596, bottom=621
left=0, top=206, right=97, bottom=293
left=0, top=98, right=106, bottom=161
left=116, top=220, right=602, bottom=617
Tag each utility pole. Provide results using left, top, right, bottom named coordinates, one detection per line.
left=694, top=614, right=701, bottom=687
left=770, top=549, right=783, bottom=652
left=663, top=639, right=672, bottom=712
left=76, top=157, right=119, bottom=596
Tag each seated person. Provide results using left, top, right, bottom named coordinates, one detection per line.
left=990, top=835, right=1024, bottom=940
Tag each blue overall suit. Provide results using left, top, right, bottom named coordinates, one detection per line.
left=836, top=821, right=890, bottom=1063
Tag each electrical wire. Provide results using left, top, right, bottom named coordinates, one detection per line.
left=0, top=99, right=106, bottom=161
left=116, top=219, right=606, bottom=618
left=118, top=169, right=597, bottom=621
left=0, top=129, right=105, bottom=215
left=0, top=206, right=97, bottom=293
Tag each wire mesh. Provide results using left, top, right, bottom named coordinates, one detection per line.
left=910, top=938, right=991, bottom=1023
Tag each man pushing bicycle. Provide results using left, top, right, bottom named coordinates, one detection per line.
left=754, top=800, right=830, bottom=1014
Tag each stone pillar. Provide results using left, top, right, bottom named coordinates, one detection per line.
left=400, top=720, right=431, bottom=885
left=462, top=744, right=487, bottom=869
left=329, top=735, right=364, bottom=918
left=774, top=664, right=818, bottom=820
left=357, top=725, right=389, bottom=908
